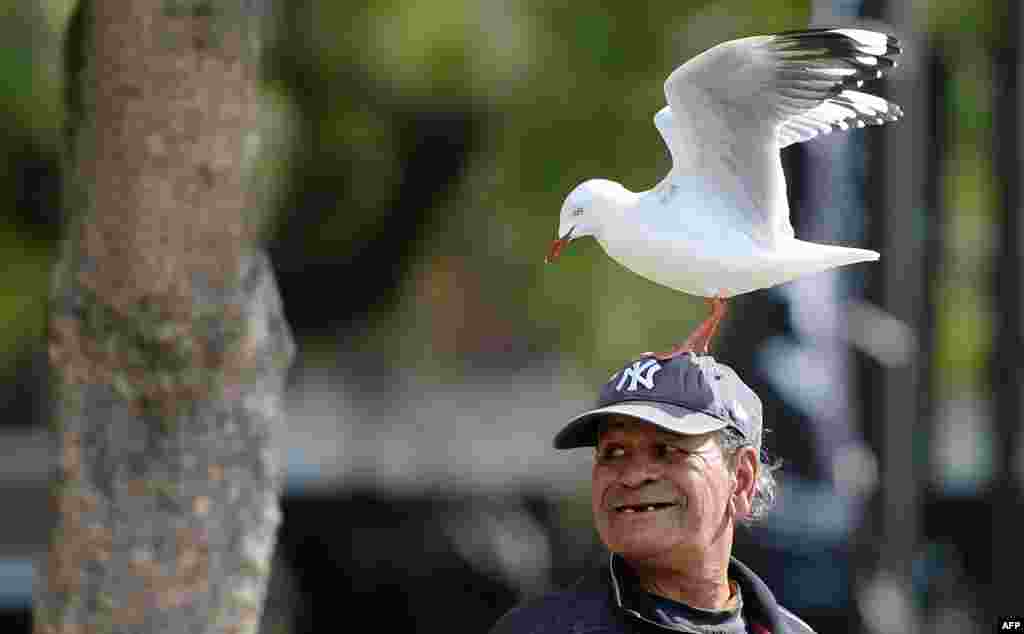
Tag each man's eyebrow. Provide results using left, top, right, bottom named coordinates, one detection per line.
left=596, top=423, right=693, bottom=443
left=595, top=420, right=630, bottom=438
left=655, top=431, right=689, bottom=441
left=652, top=431, right=708, bottom=447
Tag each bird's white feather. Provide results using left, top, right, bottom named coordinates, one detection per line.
left=657, top=28, right=902, bottom=248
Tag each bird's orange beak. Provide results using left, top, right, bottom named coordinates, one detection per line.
left=546, top=238, right=568, bottom=263
left=545, top=228, right=574, bottom=263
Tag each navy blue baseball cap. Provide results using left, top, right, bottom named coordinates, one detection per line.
left=553, top=353, right=762, bottom=450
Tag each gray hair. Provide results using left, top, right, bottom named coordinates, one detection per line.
left=715, top=428, right=780, bottom=525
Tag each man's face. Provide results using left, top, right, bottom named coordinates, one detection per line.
left=591, top=417, right=747, bottom=567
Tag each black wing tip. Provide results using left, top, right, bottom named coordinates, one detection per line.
left=772, top=28, right=902, bottom=85
left=771, top=28, right=902, bottom=59
left=773, top=26, right=899, bottom=41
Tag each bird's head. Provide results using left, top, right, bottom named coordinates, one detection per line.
left=547, top=179, right=621, bottom=263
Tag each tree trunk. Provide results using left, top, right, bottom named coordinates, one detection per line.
left=36, top=1, right=295, bottom=633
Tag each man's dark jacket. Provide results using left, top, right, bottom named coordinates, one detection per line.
left=489, top=554, right=815, bottom=634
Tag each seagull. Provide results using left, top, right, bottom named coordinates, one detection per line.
left=546, top=28, right=902, bottom=359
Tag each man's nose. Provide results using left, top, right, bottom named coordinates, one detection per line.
left=617, top=452, right=661, bottom=487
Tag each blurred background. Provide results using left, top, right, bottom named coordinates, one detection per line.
left=0, top=0, right=1019, bottom=632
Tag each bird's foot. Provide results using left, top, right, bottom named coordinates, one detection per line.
left=640, top=295, right=728, bottom=360
left=640, top=342, right=694, bottom=361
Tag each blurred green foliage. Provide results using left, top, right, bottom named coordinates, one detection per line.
left=933, top=43, right=997, bottom=397
left=0, top=1, right=68, bottom=376
left=0, top=0, right=1011, bottom=399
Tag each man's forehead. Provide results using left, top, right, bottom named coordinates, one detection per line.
left=597, top=416, right=701, bottom=441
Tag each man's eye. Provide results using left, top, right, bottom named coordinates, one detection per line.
left=597, top=446, right=625, bottom=461
left=658, top=444, right=687, bottom=458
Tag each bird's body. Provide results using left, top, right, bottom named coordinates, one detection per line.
left=547, top=28, right=902, bottom=355
left=589, top=175, right=880, bottom=298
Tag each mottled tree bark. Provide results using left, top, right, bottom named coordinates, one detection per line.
left=37, top=1, right=295, bottom=633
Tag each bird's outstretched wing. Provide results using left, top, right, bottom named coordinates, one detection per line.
left=657, top=28, right=902, bottom=246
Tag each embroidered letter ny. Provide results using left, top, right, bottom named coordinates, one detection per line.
left=615, top=359, right=662, bottom=392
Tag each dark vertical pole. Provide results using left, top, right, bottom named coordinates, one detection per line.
left=991, top=0, right=1023, bottom=616
left=916, top=47, right=945, bottom=527
left=921, top=51, right=945, bottom=475
left=864, top=2, right=931, bottom=629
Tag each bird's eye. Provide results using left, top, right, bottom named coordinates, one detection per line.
left=572, top=207, right=584, bottom=217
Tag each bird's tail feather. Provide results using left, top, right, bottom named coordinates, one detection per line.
left=767, top=239, right=879, bottom=281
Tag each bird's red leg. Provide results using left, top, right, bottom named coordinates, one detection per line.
left=641, top=295, right=728, bottom=360
left=700, top=295, right=728, bottom=353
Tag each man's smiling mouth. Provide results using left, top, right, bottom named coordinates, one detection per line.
left=613, top=500, right=684, bottom=514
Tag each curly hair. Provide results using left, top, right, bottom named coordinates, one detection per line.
left=715, top=428, right=781, bottom=525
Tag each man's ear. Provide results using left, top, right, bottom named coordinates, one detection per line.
left=731, top=447, right=759, bottom=519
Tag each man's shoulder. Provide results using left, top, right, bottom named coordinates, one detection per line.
left=729, top=557, right=817, bottom=634
left=488, top=573, right=620, bottom=634
left=487, top=557, right=819, bottom=634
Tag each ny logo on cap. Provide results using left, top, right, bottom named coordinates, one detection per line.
left=615, top=359, right=662, bottom=392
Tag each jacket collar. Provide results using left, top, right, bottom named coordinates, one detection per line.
left=607, top=553, right=785, bottom=633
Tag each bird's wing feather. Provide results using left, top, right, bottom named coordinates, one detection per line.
left=653, top=106, right=682, bottom=168
left=659, top=28, right=902, bottom=246
left=776, top=89, right=902, bottom=148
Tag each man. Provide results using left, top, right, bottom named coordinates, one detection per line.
left=489, top=352, right=815, bottom=634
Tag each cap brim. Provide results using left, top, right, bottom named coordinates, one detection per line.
left=553, top=401, right=729, bottom=449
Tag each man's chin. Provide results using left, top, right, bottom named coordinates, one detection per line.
left=604, top=531, right=682, bottom=564
left=599, top=513, right=689, bottom=556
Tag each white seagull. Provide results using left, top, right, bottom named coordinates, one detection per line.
left=546, top=28, right=902, bottom=358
